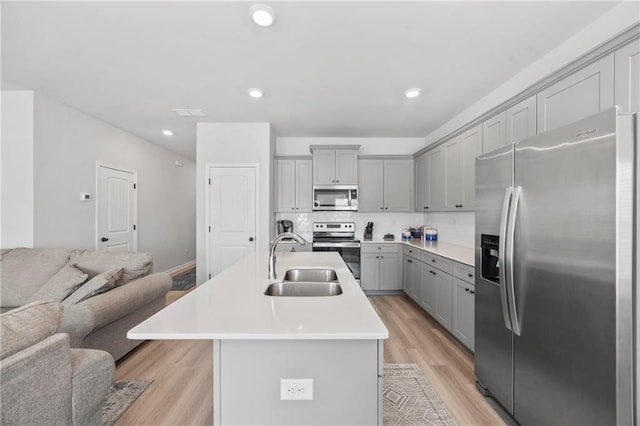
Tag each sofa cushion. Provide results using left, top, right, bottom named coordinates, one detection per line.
left=0, top=248, right=73, bottom=307
left=69, top=250, right=152, bottom=285
left=62, top=268, right=122, bottom=306
left=27, top=264, right=88, bottom=304
left=0, top=301, right=63, bottom=360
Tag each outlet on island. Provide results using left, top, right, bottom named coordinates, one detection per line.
left=280, top=378, right=313, bottom=400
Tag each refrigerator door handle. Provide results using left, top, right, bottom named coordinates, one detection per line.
left=498, top=186, right=513, bottom=331
left=506, top=185, right=522, bottom=336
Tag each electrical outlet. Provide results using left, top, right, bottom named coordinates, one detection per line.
left=280, top=379, right=313, bottom=400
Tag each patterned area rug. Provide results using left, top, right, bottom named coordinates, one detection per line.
left=384, top=364, right=457, bottom=425
left=172, top=268, right=196, bottom=291
left=101, top=380, right=152, bottom=426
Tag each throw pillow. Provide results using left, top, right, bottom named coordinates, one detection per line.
left=27, top=263, right=88, bottom=303
left=69, top=250, right=152, bottom=285
left=0, top=301, right=63, bottom=360
left=62, top=268, right=122, bottom=306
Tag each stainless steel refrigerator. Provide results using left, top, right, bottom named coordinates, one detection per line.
left=474, top=108, right=635, bottom=425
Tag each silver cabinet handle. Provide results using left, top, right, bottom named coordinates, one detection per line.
left=499, top=187, right=513, bottom=331
left=505, top=186, right=522, bottom=336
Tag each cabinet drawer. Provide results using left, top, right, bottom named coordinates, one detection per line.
left=420, top=253, right=452, bottom=274
left=452, top=263, right=475, bottom=284
left=403, top=246, right=420, bottom=259
left=362, top=244, right=398, bottom=254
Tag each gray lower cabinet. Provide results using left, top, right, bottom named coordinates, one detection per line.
left=403, top=247, right=474, bottom=351
left=614, top=38, right=640, bottom=114
left=359, top=158, right=412, bottom=212
left=453, top=278, right=475, bottom=351
left=361, top=244, right=401, bottom=291
left=274, top=241, right=312, bottom=253
left=536, top=53, right=614, bottom=133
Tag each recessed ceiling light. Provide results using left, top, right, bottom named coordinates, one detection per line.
left=250, top=4, right=276, bottom=27
left=248, top=88, right=264, bottom=98
left=405, top=88, right=422, bottom=98
left=162, top=129, right=174, bottom=136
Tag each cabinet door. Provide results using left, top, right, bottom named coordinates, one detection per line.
left=537, top=54, right=614, bottom=133
left=444, top=137, right=462, bottom=210
left=428, top=147, right=445, bottom=210
left=379, top=253, right=400, bottom=290
left=335, top=150, right=358, bottom=184
left=313, top=149, right=336, bottom=184
left=403, top=257, right=414, bottom=295
left=415, top=153, right=430, bottom=212
left=361, top=253, right=380, bottom=290
left=482, top=112, right=506, bottom=153
left=453, top=278, right=475, bottom=351
left=276, top=159, right=296, bottom=212
left=358, top=159, right=384, bottom=212
left=383, top=159, right=412, bottom=212
left=411, top=259, right=421, bottom=302
left=435, top=271, right=453, bottom=331
left=506, top=95, right=537, bottom=144
left=420, top=267, right=437, bottom=315
left=461, top=125, right=482, bottom=210
left=614, top=39, right=640, bottom=113
left=295, top=160, right=313, bottom=212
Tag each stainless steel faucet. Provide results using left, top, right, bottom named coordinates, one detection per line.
left=269, top=232, right=308, bottom=279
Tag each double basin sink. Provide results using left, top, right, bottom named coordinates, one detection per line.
left=265, top=269, right=343, bottom=297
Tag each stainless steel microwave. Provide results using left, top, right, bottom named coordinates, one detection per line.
left=313, top=185, right=358, bottom=211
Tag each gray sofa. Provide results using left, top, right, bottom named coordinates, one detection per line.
left=0, top=248, right=172, bottom=361
left=1, top=301, right=114, bottom=425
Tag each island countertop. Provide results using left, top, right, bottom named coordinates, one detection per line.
left=128, top=251, right=389, bottom=341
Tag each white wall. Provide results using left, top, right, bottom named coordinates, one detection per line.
left=1, top=91, right=34, bottom=248
left=196, top=122, right=274, bottom=285
left=32, top=94, right=196, bottom=273
left=277, top=137, right=424, bottom=156
left=423, top=2, right=640, bottom=147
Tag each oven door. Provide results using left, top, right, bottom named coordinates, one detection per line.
left=312, top=242, right=361, bottom=279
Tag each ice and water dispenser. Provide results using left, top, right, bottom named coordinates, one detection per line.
left=480, top=234, right=500, bottom=283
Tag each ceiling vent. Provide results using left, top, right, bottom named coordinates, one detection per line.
left=171, top=108, right=207, bottom=117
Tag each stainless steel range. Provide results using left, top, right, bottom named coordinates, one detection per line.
left=312, top=222, right=361, bottom=280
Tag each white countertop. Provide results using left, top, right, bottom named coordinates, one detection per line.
left=361, top=239, right=475, bottom=266
left=128, top=252, right=389, bottom=341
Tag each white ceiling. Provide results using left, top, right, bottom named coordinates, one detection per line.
left=2, top=1, right=621, bottom=160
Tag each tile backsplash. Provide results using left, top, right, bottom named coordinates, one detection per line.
left=275, top=211, right=474, bottom=248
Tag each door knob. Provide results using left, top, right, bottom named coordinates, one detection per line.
left=101, top=237, right=109, bottom=242
left=249, top=237, right=254, bottom=242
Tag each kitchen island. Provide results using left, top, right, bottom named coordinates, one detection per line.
left=128, top=251, right=388, bottom=425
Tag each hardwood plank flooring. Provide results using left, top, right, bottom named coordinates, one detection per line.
left=115, top=291, right=504, bottom=425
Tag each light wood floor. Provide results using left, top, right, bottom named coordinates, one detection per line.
left=115, top=290, right=505, bottom=425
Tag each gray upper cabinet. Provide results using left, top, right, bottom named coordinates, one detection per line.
left=505, top=95, right=537, bottom=144
left=276, top=159, right=312, bottom=212
left=428, top=147, right=445, bottom=211
left=614, top=38, right=640, bottom=114
left=359, top=158, right=412, bottom=212
left=415, top=153, right=430, bottom=212
left=537, top=53, right=614, bottom=133
left=358, top=160, right=384, bottom=211
left=444, top=124, right=481, bottom=211
left=312, top=148, right=358, bottom=185
left=383, top=159, right=412, bottom=212
left=482, top=111, right=506, bottom=153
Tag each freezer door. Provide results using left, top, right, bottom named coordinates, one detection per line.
left=511, top=108, right=633, bottom=425
left=474, top=143, right=515, bottom=413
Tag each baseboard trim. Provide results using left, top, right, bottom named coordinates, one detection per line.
left=164, top=260, right=196, bottom=277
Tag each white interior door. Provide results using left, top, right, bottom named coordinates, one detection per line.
left=97, top=165, right=137, bottom=251
left=209, top=166, right=257, bottom=277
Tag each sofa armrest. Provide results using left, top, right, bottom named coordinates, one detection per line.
left=0, top=333, right=73, bottom=425
left=77, top=272, right=172, bottom=329
left=70, top=348, right=114, bottom=425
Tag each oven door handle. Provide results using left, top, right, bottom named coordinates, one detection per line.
left=312, top=242, right=361, bottom=248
